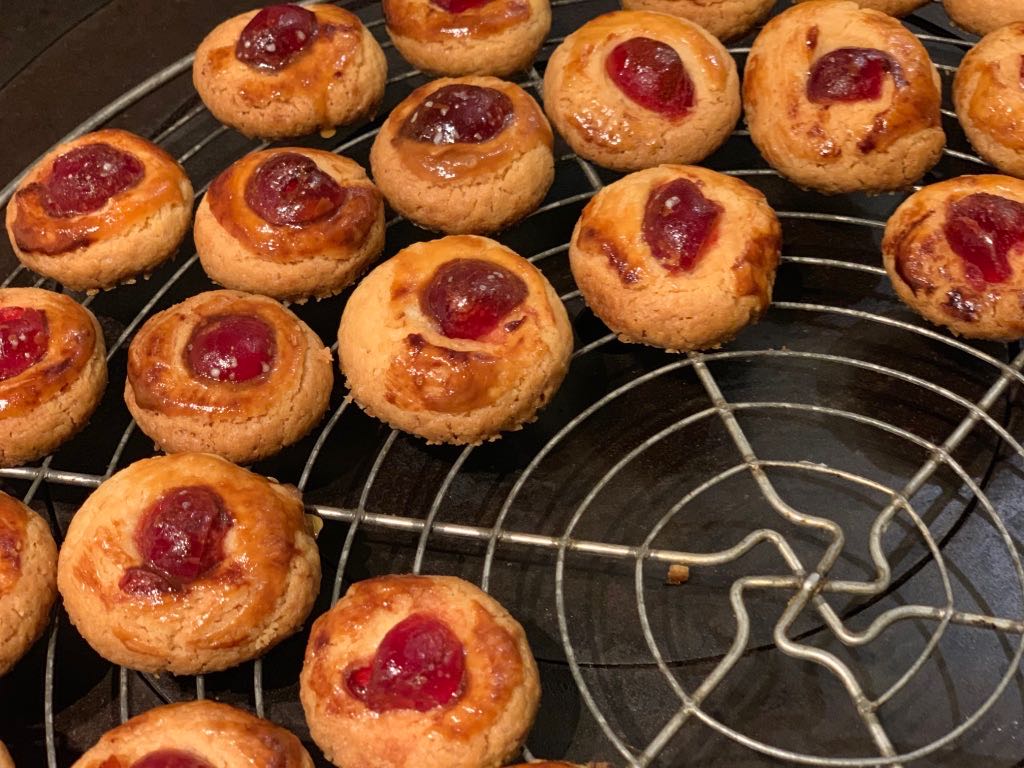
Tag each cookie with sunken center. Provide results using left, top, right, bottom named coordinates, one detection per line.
left=195, top=148, right=385, bottom=301
left=796, top=0, right=929, bottom=16
left=370, top=76, right=554, bottom=234
left=193, top=4, right=386, bottom=139
left=744, top=0, right=944, bottom=194
left=57, top=453, right=321, bottom=675
left=620, top=0, right=774, bottom=41
left=944, top=0, right=1024, bottom=36
left=0, top=492, right=57, bottom=677
left=570, top=164, right=781, bottom=351
left=543, top=10, right=740, bottom=172
left=384, top=0, right=551, bottom=75
left=0, top=288, right=107, bottom=468
left=883, top=174, right=1024, bottom=340
left=70, top=700, right=314, bottom=768
left=300, top=574, right=540, bottom=768
left=124, top=290, right=333, bottom=464
left=5, top=129, right=193, bottom=292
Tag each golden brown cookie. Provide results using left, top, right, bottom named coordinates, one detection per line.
left=0, top=288, right=107, bottom=468
left=384, top=0, right=551, bottom=75
left=744, top=0, right=944, bottom=194
left=300, top=575, right=540, bottom=768
left=124, top=290, right=333, bottom=464
left=570, top=165, right=781, bottom=350
left=5, top=129, right=193, bottom=291
left=57, top=453, right=321, bottom=675
left=370, top=77, right=553, bottom=234
left=954, top=23, right=1024, bottom=178
left=71, top=700, right=314, bottom=768
left=195, top=148, right=385, bottom=301
left=620, top=0, right=774, bottom=40
left=944, top=0, right=1024, bottom=36
left=543, top=10, right=740, bottom=172
left=883, top=175, right=1024, bottom=340
left=796, top=0, right=929, bottom=16
left=0, top=741, right=11, bottom=768
left=193, top=4, right=387, bottom=139
left=0, top=492, right=57, bottom=676
left=338, top=236, right=572, bottom=444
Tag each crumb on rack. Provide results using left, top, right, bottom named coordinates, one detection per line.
left=667, top=564, right=690, bottom=585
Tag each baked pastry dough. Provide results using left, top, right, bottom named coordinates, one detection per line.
left=124, top=290, right=332, bottom=464
left=370, top=77, right=553, bottom=234
left=620, top=0, right=774, bottom=40
left=195, top=148, right=384, bottom=301
left=570, top=165, right=781, bottom=350
left=300, top=575, right=540, bottom=768
left=5, top=129, right=193, bottom=291
left=796, top=0, right=929, bottom=16
left=338, top=235, right=572, bottom=444
left=71, top=700, right=314, bottom=768
left=543, top=10, right=740, bottom=172
left=0, top=288, right=107, bottom=468
left=0, top=491, right=57, bottom=676
left=0, top=742, right=11, bottom=768
left=57, top=453, right=321, bottom=675
left=384, top=0, right=551, bottom=76
left=744, top=0, right=944, bottom=194
left=944, top=0, right=1024, bottom=36
left=193, top=4, right=387, bottom=139
left=883, top=174, right=1024, bottom=340
left=954, top=23, right=1024, bottom=179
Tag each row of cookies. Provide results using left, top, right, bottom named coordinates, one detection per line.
left=0, top=456, right=566, bottom=767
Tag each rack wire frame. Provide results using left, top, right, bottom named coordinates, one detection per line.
left=2, top=1, right=1024, bottom=766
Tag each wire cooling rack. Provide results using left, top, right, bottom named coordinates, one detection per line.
left=2, top=0, right=1024, bottom=765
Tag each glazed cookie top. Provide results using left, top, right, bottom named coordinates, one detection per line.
left=0, top=288, right=102, bottom=422
left=956, top=23, right=1024, bottom=153
left=127, top=290, right=328, bottom=418
left=304, top=575, right=533, bottom=728
left=574, top=165, right=780, bottom=301
left=0, top=493, right=33, bottom=599
left=885, top=175, right=1024, bottom=330
left=745, top=1, right=941, bottom=163
left=380, top=77, right=552, bottom=183
left=8, top=129, right=190, bottom=257
left=59, top=454, right=315, bottom=650
left=360, top=235, right=567, bottom=414
left=71, top=700, right=313, bottom=768
left=384, top=0, right=540, bottom=41
left=206, top=148, right=381, bottom=263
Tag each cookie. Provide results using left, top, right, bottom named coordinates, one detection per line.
left=944, top=0, right=1024, bottom=36
left=620, top=0, right=774, bottom=40
left=338, top=235, right=572, bottom=444
left=543, top=10, right=740, bottom=172
left=883, top=174, right=1024, bottom=340
left=57, top=453, right=320, bottom=675
left=0, top=492, right=57, bottom=676
left=744, top=0, right=945, bottom=194
left=125, top=290, right=333, bottom=464
left=370, top=77, right=554, bottom=234
left=384, top=0, right=551, bottom=76
left=954, top=23, right=1024, bottom=178
left=570, top=165, right=781, bottom=350
left=0, top=288, right=107, bottom=468
left=71, top=700, right=314, bottom=768
left=300, top=575, right=540, bottom=768
left=193, top=4, right=387, bottom=139
left=0, top=742, right=11, bottom=768
left=796, top=0, right=929, bottom=16
left=5, top=129, right=193, bottom=292
left=196, top=148, right=385, bottom=301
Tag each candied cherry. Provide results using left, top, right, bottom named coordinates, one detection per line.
left=943, top=193, right=1024, bottom=285
left=186, top=315, right=276, bottom=383
left=235, top=4, right=318, bottom=71
left=422, top=258, right=528, bottom=340
left=807, top=48, right=903, bottom=104
left=605, top=37, right=694, bottom=118
left=131, top=750, right=215, bottom=768
left=401, top=85, right=514, bottom=145
left=245, top=152, right=347, bottom=226
left=346, top=613, right=466, bottom=712
left=0, top=307, right=48, bottom=382
left=642, top=178, right=722, bottom=272
left=39, top=143, right=144, bottom=218
left=431, top=0, right=492, bottom=10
